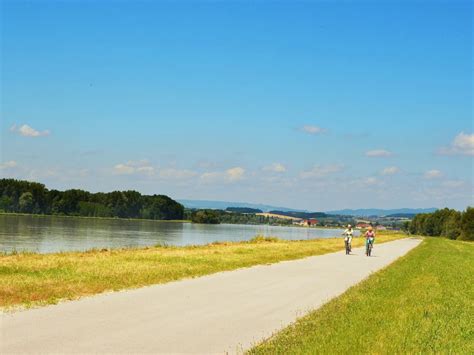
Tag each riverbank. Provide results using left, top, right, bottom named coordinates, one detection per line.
left=249, top=237, right=474, bottom=354
left=0, top=233, right=404, bottom=309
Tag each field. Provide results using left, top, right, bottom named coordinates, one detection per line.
left=0, top=233, right=403, bottom=309
left=249, top=237, right=474, bottom=354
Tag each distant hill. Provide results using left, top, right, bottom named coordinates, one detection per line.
left=326, top=208, right=438, bottom=217
left=226, top=207, right=263, bottom=214
left=178, top=199, right=304, bottom=212
left=179, top=200, right=438, bottom=217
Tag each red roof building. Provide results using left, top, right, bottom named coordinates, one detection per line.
left=304, top=218, right=318, bottom=226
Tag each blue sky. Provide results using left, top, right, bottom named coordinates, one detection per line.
left=1, top=0, right=472, bottom=210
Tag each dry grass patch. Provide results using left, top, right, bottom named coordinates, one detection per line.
left=0, top=233, right=404, bottom=309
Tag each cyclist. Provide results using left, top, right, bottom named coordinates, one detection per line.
left=365, top=226, right=376, bottom=256
left=343, top=224, right=354, bottom=254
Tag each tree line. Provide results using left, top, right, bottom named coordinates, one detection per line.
left=0, top=179, right=184, bottom=220
left=408, top=207, right=473, bottom=241
left=186, top=209, right=295, bottom=225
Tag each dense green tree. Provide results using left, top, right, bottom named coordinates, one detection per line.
left=408, top=208, right=468, bottom=241
left=0, top=178, right=184, bottom=220
left=460, top=207, right=474, bottom=241
left=191, top=210, right=220, bottom=224
left=401, top=221, right=410, bottom=232
left=19, top=192, right=34, bottom=213
left=78, top=201, right=112, bottom=217
left=443, top=210, right=462, bottom=240
left=0, top=196, right=13, bottom=212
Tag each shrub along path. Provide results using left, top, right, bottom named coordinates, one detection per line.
left=1, top=238, right=420, bottom=354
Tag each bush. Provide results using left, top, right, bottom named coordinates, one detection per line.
left=408, top=207, right=471, bottom=241
left=459, top=207, right=474, bottom=241
left=191, top=210, right=220, bottom=224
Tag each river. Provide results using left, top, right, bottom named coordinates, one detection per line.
left=0, top=214, right=357, bottom=254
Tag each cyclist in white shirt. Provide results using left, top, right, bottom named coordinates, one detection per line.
left=343, top=224, right=354, bottom=253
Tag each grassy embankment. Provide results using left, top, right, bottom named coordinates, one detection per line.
left=0, top=233, right=403, bottom=309
left=250, top=237, right=474, bottom=354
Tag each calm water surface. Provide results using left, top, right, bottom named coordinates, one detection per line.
left=0, top=214, right=357, bottom=254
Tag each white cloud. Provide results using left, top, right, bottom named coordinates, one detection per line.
left=0, top=161, right=18, bottom=169
left=200, top=167, right=245, bottom=184
left=11, top=124, right=50, bottom=137
left=439, top=132, right=474, bottom=156
left=301, top=125, right=326, bottom=135
left=113, top=160, right=154, bottom=175
left=381, top=166, right=400, bottom=175
left=453, top=132, right=474, bottom=155
left=226, top=167, right=245, bottom=181
left=364, top=177, right=379, bottom=186
left=424, top=169, right=442, bottom=179
left=365, top=149, right=392, bottom=157
left=262, top=163, right=287, bottom=173
left=300, top=164, right=344, bottom=179
left=113, top=164, right=136, bottom=175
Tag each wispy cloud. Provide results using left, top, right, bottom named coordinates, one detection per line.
left=113, top=163, right=136, bottom=175
left=262, top=163, right=287, bottom=173
left=438, top=132, right=474, bottom=156
left=381, top=166, right=400, bottom=175
left=424, top=169, right=442, bottom=179
left=0, top=161, right=18, bottom=169
left=365, top=149, right=392, bottom=157
left=200, top=167, right=246, bottom=184
left=113, top=160, right=154, bottom=175
left=226, top=167, right=245, bottom=181
left=300, top=125, right=326, bottom=135
left=441, top=180, right=466, bottom=188
left=364, top=177, right=380, bottom=186
left=11, top=124, right=50, bottom=137
left=300, top=164, right=343, bottom=179
left=113, top=161, right=199, bottom=180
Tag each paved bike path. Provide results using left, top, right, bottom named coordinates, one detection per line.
left=1, top=238, right=421, bottom=354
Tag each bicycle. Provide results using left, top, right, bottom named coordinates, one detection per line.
left=366, top=239, right=374, bottom=256
left=344, top=239, right=351, bottom=255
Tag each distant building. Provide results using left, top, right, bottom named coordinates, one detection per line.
left=356, top=223, right=372, bottom=229
left=298, top=218, right=318, bottom=227
left=376, top=225, right=387, bottom=230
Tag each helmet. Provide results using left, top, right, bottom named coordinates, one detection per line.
left=368, top=226, right=373, bottom=231
left=348, top=224, right=352, bottom=228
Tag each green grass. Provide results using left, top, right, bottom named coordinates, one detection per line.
left=249, top=237, right=474, bottom=354
left=0, top=233, right=403, bottom=309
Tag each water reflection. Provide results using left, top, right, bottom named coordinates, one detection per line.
left=0, top=214, right=357, bottom=254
